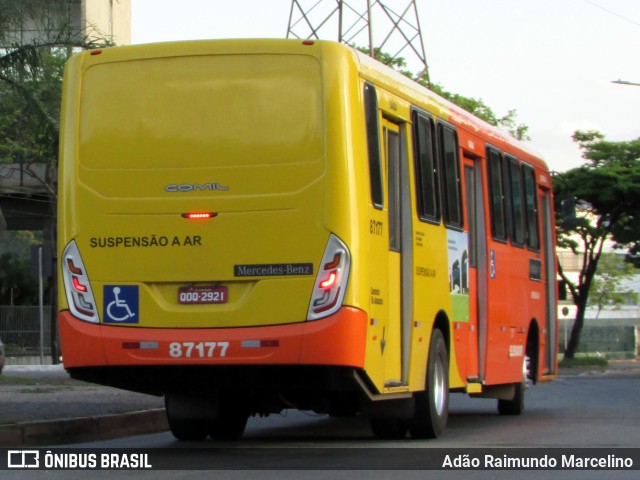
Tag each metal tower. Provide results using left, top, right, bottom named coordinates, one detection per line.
left=287, top=0, right=430, bottom=85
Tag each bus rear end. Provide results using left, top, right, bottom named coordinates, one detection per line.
left=58, top=40, right=366, bottom=439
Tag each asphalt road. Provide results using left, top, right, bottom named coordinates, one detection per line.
left=3, top=366, right=640, bottom=479
left=71, top=374, right=640, bottom=448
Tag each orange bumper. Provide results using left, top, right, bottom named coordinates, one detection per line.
left=59, top=306, right=367, bottom=369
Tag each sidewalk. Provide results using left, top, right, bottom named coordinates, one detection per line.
left=557, top=358, right=640, bottom=377
left=0, top=364, right=167, bottom=446
left=1, top=360, right=638, bottom=447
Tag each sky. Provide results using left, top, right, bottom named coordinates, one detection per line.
left=130, top=0, right=640, bottom=173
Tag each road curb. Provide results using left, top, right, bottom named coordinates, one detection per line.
left=0, top=409, right=168, bottom=447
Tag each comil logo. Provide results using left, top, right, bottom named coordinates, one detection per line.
left=8, top=450, right=39, bottom=469
left=164, top=183, right=229, bottom=193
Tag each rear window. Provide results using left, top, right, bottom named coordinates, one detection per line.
left=80, top=55, right=324, bottom=170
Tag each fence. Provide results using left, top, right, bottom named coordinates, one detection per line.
left=0, top=306, right=51, bottom=358
left=558, top=320, right=638, bottom=360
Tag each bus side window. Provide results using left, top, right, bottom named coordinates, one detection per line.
left=438, top=123, right=462, bottom=229
left=487, top=146, right=507, bottom=241
left=522, top=164, right=540, bottom=250
left=364, top=83, right=383, bottom=210
left=412, top=110, right=440, bottom=223
left=506, top=156, right=525, bottom=247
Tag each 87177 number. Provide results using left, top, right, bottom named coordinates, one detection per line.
left=169, top=341, right=229, bottom=358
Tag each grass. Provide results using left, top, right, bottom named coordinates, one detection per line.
left=0, top=375, right=42, bottom=385
left=0, top=373, right=89, bottom=387
left=559, top=354, right=609, bottom=368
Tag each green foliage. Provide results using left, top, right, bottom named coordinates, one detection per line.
left=555, top=131, right=640, bottom=257
left=0, top=48, right=68, bottom=168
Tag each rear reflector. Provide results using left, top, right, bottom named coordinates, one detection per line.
left=123, top=342, right=159, bottom=350
left=241, top=340, right=280, bottom=348
left=72, top=276, right=88, bottom=292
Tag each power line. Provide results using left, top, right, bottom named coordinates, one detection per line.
left=582, top=0, right=640, bottom=28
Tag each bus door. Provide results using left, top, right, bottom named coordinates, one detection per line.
left=540, top=188, right=557, bottom=375
left=382, top=118, right=413, bottom=387
left=463, top=155, right=488, bottom=383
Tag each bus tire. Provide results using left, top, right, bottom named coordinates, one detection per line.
left=497, top=356, right=529, bottom=415
left=370, top=417, right=408, bottom=439
left=409, top=328, right=449, bottom=439
left=208, top=409, right=248, bottom=441
left=167, top=418, right=209, bottom=441
left=164, top=394, right=209, bottom=441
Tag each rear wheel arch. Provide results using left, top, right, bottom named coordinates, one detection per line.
left=432, top=310, right=451, bottom=355
left=526, top=319, right=540, bottom=385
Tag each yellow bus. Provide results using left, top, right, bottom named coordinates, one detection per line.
left=58, top=39, right=558, bottom=440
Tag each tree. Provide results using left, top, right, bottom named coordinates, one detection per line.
left=0, top=47, right=69, bottom=197
left=554, top=130, right=640, bottom=358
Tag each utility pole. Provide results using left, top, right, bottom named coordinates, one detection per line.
left=287, top=0, right=430, bottom=86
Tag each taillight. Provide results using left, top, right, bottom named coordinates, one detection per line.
left=61, top=240, right=99, bottom=323
left=181, top=212, right=217, bottom=220
left=307, top=234, right=350, bottom=321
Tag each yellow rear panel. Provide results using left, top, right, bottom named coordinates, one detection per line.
left=62, top=42, right=329, bottom=328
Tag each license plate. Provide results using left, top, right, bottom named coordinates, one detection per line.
left=178, top=286, right=228, bottom=304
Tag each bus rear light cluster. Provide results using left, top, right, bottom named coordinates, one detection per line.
left=62, top=240, right=100, bottom=323
left=307, top=234, right=350, bottom=321
left=181, top=212, right=217, bottom=220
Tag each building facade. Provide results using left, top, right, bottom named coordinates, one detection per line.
left=1, top=0, right=130, bottom=46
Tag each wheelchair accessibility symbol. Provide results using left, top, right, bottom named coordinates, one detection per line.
left=103, top=285, right=139, bottom=324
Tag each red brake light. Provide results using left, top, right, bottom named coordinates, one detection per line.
left=72, top=276, right=87, bottom=292
left=182, top=212, right=217, bottom=220
left=320, top=272, right=337, bottom=289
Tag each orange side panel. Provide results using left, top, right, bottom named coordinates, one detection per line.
left=59, top=306, right=367, bottom=369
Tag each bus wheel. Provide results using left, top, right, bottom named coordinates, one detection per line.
left=208, top=406, right=248, bottom=441
left=498, top=355, right=529, bottom=415
left=164, top=394, right=209, bottom=441
left=409, top=328, right=449, bottom=439
left=370, top=417, right=408, bottom=439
